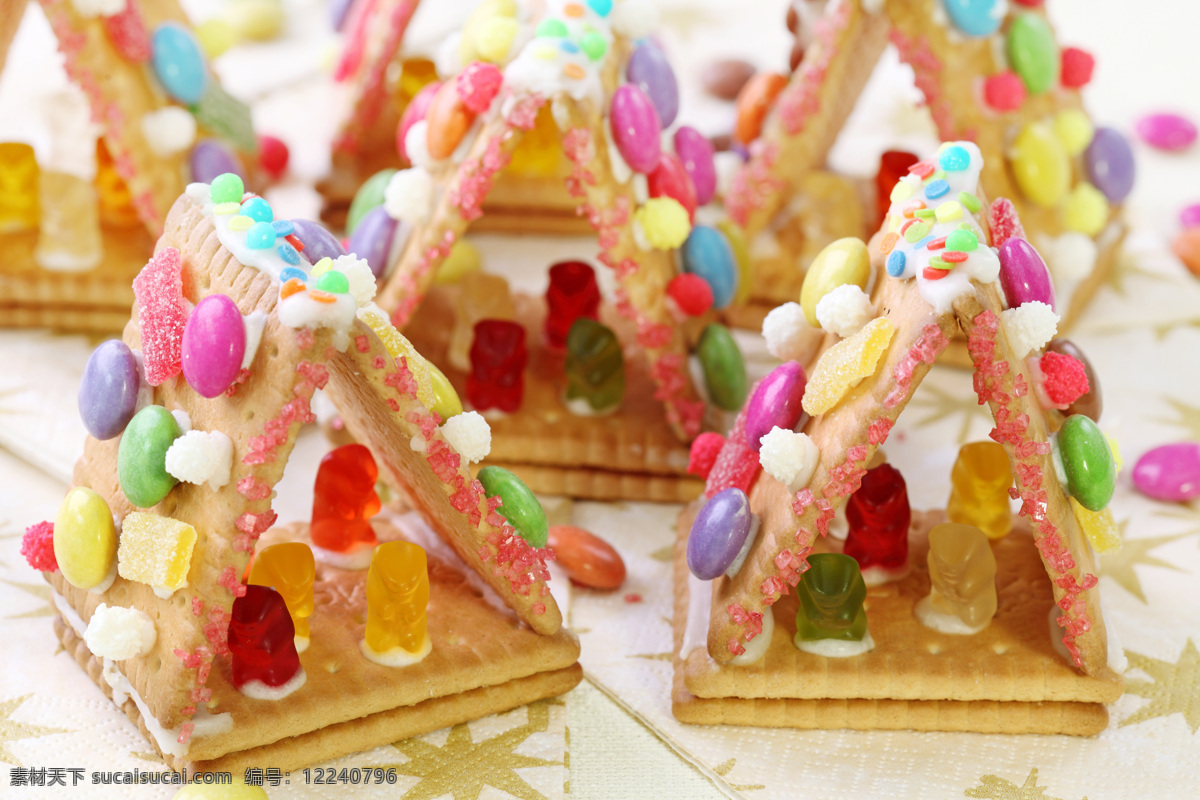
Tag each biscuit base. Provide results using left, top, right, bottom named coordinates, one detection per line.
left=671, top=506, right=1119, bottom=735
left=52, top=519, right=580, bottom=774
left=0, top=226, right=152, bottom=334
left=397, top=285, right=702, bottom=503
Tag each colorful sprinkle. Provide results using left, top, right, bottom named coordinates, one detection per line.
left=946, top=229, right=979, bottom=251
left=284, top=233, right=305, bottom=252
left=564, top=2, right=585, bottom=16
left=909, top=161, right=935, bottom=179
left=309, top=289, right=337, bottom=304
left=924, top=178, right=950, bottom=199
left=914, top=208, right=936, bottom=219
left=890, top=181, right=913, bottom=202
left=240, top=197, right=273, bottom=222
left=580, top=31, right=607, bottom=61
left=903, top=220, right=932, bottom=242
left=538, top=19, right=568, bottom=37
left=213, top=201, right=240, bottom=215
left=560, top=39, right=580, bottom=53
left=228, top=214, right=253, bottom=232
left=913, top=235, right=934, bottom=250
left=210, top=172, right=244, bottom=204
left=902, top=200, right=926, bottom=218
left=279, top=266, right=307, bottom=283
left=927, top=236, right=946, bottom=251
left=246, top=221, right=275, bottom=249
left=277, top=242, right=301, bottom=265
left=315, top=270, right=350, bottom=294
left=272, top=219, right=294, bottom=236
left=928, top=256, right=949, bottom=270
left=886, top=251, right=906, bottom=277
left=958, top=191, right=982, bottom=213
left=564, top=63, right=587, bottom=80
left=939, top=145, right=970, bottom=171
left=880, top=232, right=898, bottom=255
left=280, top=277, right=305, bottom=298
left=587, top=0, right=612, bottom=15
left=943, top=250, right=968, bottom=264
left=311, top=257, right=333, bottom=276
left=935, top=201, right=963, bottom=222
left=923, top=267, right=950, bottom=280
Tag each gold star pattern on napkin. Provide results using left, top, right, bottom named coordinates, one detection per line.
left=1121, top=640, right=1200, bottom=733
left=712, top=759, right=765, bottom=793
left=381, top=700, right=563, bottom=800
left=1156, top=397, right=1200, bottom=441
left=2, top=578, right=54, bottom=619
left=909, top=380, right=992, bottom=444
left=1104, top=251, right=1175, bottom=297
left=0, top=695, right=66, bottom=767
left=1099, top=522, right=1191, bottom=603
left=964, top=768, right=1082, bottom=800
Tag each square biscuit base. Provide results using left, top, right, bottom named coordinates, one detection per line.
left=671, top=506, right=1120, bottom=735
left=400, top=285, right=703, bottom=503
left=53, top=520, right=581, bottom=774
left=0, top=227, right=153, bottom=334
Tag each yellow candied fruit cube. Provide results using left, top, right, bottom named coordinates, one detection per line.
left=1070, top=498, right=1122, bottom=553
left=802, top=316, right=896, bottom=416
left=934, top=200, right=963, bottom=223
left=117, top=512, right=197, bottom=592
left=358, top=308, right=438, bottom=410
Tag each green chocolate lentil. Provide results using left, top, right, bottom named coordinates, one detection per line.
left=117, top=406, right=181, bottom=508
left=697, top=324, right=747, bottom=411
left=477, top=466, right=549, bottom=548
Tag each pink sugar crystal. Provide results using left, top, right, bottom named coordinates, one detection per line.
left=687, top=433, right=725, bottom=479
left=506, top=93, right=543, bottom=130
left=235, top=510, right=277, bottom=536
left=236, top=476, right=271, bottom=500
left=355, top=335, right=370, bottom=352
left=988, top=198, right=1026, bottom=247
left=192, top=597, right=205, bottom=616
left=457, top=62, right=503, bottom=114
left=218, top=566, right=246, bottom=597
left=21, top=521, right=57, bottom=572
left=103, top=0, right=150, bottom=62
left=133, top=247, right=187, bottom=385
left=704, top=414, right=761, bottom=499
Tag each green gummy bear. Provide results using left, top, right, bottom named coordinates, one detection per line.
left=793, top=553, right=869, bottom=643
left=564, top=318, right=625, bottom=413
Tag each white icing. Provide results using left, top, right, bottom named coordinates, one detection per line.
left=913, top=595, right=989, bottom=635
left=860, top=0, right=884, bottom=13
left=294, top=636, right=310, bottom=654
left=631, top=217, right=652, bottom=251
left=1000, top=301, right=1059, bottom=358
left=84, top=603, right=157, bottom=660
left=860, top=562, right=911, bottom=587
left=170, top=409, right=192, bottom=433
left=794, top=631, right=875, bottom=657
left=502, top=0, right=613, bottom=112
left=609, top=0, right=659, bottom=39
left=632, top=173, right=649, bottom=205
left=726, top=516, right=761, bottom=579
left=563, top=395, right=620, bottom=417
left=191, top=182, right=314, bottom=282
left=140, top=108, right=196, bottom=157
left=311, top=541, right=376, bottom=571
left=152, top=584, right=182, bottom=599
left=70, top=0, right=124, bottom=17
left=881, top=141, right=1002, bottom=313
left=238, top=668, right=307, bottom=701
left=681, top=572, right=713, bottom=659
left=816, top=283, right=874, bottom=338
left=384, top=168, right=434, bottom=225
left=440, top=411, right=492, bottom=462
left=729, top=604, right=774, bottom=666
left=1098, top=594, right=1128, bottom=673
left=278, top=291, right=358, bottom=351
left=360, top=634, right=432, bottom=668
left=759, top=427, right=820, bottom=492
left=603, top=119, right=633, bottom=185
left=165, top=429, right=234, bottom=490
left=241, top=311, right=266, bottom=369
left=89, top=560, right=117, bottom=595
left=435, top=31, right=464, bottom=78
left=52, top=592, right=233, bottom=756
left=131, top=351, right=155, bottom=414
left=826, top=503, right=849, bottom=541
left=713, top=151, right=743, bottom=201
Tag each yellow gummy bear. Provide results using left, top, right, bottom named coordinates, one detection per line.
left=358, top=308, right=437, bottom=410
left=248, top=542, right=315, bottom=640
left=635, top=197, right=691, bottom=250
left=117, top=512, right=198, bottom=592
left=947, top=441, right=1014, bottom=540
left=365, top=541, right=430, bottom=656
left=925, top=522, right=998, bottom=628
left=1063, top=182, right=1109, bottom=236
left=802, top=316, right=895, bottom=416
left=1070, top=498, right=1122, bottom=553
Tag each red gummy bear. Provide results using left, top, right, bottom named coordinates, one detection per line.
left=311, top=444, right=381, bottom=553
left=468, top=319, right=528, bottom=412
left=229, top=585, right=301, bottom=690
left=875, top=150, right=919, bottom=228
left=544, top=261, right=601, bottom=349
left=844, top=463, right=910, bottom=572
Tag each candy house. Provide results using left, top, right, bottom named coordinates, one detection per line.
left=722, top=0, right=1132, bottom=342
left=0, top=0, right=258, bottom=333
left=327, top=0, right=761, bottom=503
left=20, top=175, right=580, bottom=773
left=674, top=141, right=1123, bottom=735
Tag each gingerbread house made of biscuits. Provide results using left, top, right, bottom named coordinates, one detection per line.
left=0, top=0, right=257, bottom=334
left=327, top=0, right=766, bottom=503
left=674, top=140, right=1124, bottom=736
left=722, top=0, right=1131, bottom=340
left=23, top=175, right=580, bottom=775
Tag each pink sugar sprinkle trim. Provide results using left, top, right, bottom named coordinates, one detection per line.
left=725, top=140, right=782, bottom=228
left=457, top=61, right=504, bottom=115
left=988, top=198, right=1027, bottom=248
left=967, top=309, right=1094, bottom=667
left=236, top=476, right=271, bottom=500
left=334, top=0, right=417, bottom=154
left=890, top=29, right=971, bottom=142
left=886, top=323, right=951, bottom=408
left=776, top=1, right=850, bottom=136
